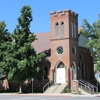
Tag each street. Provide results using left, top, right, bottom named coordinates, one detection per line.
left=0, top=95, right=99, bottom=100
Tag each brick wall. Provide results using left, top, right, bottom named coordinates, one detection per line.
left=78, top=46, right=94, bottom=80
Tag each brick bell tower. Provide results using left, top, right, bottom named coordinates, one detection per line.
left=50, top=9, right=78, bottom=86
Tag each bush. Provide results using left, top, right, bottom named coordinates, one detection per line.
left=65, top=88, right=71, bottom=93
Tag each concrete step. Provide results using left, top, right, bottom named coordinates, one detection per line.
left=44, top=83, right=68, bottom=94
left=53, top=83, right=67, bottom=93
left=44, top=84, right=58, bottom=94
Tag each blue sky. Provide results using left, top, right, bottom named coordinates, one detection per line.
left=0, top=0, right=100, bottom=33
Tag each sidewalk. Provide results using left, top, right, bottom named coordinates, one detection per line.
left=0, top=93, right=100, bottom=97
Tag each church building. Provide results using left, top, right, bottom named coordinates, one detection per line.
left=32, top=9, right=94, bottom=92
left=0, top=9, right=95, bottom=93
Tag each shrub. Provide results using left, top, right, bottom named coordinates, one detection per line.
left=65, top=88, right=71, bottom=93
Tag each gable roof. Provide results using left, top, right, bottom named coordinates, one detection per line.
left=31, top=32, right=50, bottom=54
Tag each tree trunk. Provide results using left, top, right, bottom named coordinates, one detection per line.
left=19, top=83, right=22, bottom=93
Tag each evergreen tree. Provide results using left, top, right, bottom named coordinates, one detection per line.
left=0, top=6, right=45, bottom=92
left=81, top=15, right=100, bottom=71
left=10, top=5, right=45, bottom=82
left=0, top=21, right=11, bottom=78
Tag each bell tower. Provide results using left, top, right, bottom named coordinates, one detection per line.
left=50, top=9, right=79, bottom=84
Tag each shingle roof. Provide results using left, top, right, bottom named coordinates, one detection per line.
left=32, top=32, right=50, bottom=54
left=31, top=32, right=51, bottom=61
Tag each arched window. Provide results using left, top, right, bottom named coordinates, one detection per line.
left=79, top=56, right=85, bottom=80
left=57, top=61, right=65, bottom=68
left=60, top=22, right=64, bottom=37
left=55, top=22, right=59, bottom=38
left=71, top=22, right=74, bottom=38
left=72, top=61, right=77, bottom=80
left=74, top=23, right=76, bottom=38
left=44, top=66, right=48, bottom=80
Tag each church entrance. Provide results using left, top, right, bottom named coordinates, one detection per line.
left=56, top=62, right=65, bottom=83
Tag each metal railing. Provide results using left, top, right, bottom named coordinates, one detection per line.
left=78, top=81, right=93, bottom=94
left=49, top=78, right=66, bottom=93
left=78, top=79, right=98, bottom=94
left=43, top=81, right=51, bottom=93
left=50, top=78, right=61, bottom=93
left=43, top=78, right=67, bottom=93
left=43, top=78, right=62, bottom=93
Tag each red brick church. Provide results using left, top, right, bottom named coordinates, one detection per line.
left=32, top=9, right=94, bottom=92
left=0, top=9, right=95, bottom=93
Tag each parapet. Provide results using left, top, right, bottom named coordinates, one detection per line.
left=50, top=9, right=78, bottom=17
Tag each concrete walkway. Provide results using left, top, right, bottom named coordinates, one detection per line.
left=0, top=93, right=100, bottom=97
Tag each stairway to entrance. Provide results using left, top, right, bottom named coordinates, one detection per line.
left=43, top=82, right=68, bottom=94
left=78, top=79, right=98, bottom=95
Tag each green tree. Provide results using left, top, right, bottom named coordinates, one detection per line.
left=81, top=15, right=100, bottom=71
left=0, top=21, right=11, bottom=79
left=0, top=6, right=45, bottom=92
left=11, top=5, right=45, bottom=91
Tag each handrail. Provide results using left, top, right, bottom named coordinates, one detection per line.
left=50, top=78, right=62, bottom=93
left=43, top=81, right=51, bottom=93
left=43, top=78, right=61, bottom=93
left=79, top=80, right=93, bottom=89
left=78, top=81, right=94, bottom=94
left=79, top=79, right=98, bottom=93
left=78, top=79, right=97, bottom=94
left=78, top=81, right=92, bottom=89
left=43, top=78, right=66, bottom=93
left=79, top=79, right=96, bottom=88
left=84, top=80, right=98, bottom=94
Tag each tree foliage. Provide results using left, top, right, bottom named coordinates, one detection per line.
left=0, top=6, right=45, bottom=82
left=81, top=15, right=100, bottom=71
left=0, top=21, right=12, bottom=77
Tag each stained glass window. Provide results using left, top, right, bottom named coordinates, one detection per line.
left=56, top=46, right=63, bottom=54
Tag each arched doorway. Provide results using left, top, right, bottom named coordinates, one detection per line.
left=56, top=61, right=65, bottom=83
left=79, top=56, right=85, bottom=80
left=72, top=61, right=77, bottom=80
